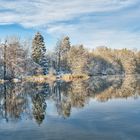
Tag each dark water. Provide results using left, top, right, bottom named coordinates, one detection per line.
left=0, top=75, right=140, bottom=140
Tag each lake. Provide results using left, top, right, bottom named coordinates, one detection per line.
left=0, top=75, right=140, bottom=140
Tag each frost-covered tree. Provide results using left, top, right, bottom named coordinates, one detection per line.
left=32, top=32, right=47, bottom=74
left=67, top=45, right=88, bottom=74
left=55, top=36, right=71, bottom=73
left=136, top=51, right=140, bottom=73
left=0, top=37, right=43, bottom=79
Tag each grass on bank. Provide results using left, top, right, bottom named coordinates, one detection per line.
left=24, top=74, right=56, bottom=83
left=61, top=74, right=89, bottom=81
left=24, top=73, right=89, bottom=83
left=0, top=79, right=5, bottom=84
left=0, top=73, right=89, bottom=84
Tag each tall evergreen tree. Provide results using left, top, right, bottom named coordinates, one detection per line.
left=32, top=32, right=47, bottom=74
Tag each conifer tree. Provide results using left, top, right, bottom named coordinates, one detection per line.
left=32, top=32, right=47, bottom=74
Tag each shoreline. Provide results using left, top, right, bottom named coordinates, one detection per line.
left=0, top=73, right=139, bottom=84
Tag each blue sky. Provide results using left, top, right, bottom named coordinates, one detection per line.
left=0, top=0, right=140, bottom=50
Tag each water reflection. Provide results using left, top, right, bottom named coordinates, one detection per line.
left=0, top=75, right=140, bottom=124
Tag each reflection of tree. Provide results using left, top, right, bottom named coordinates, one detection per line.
left=32, top=93, right=46, bottom=125
left=95, top=75, right=140, bottom=102
left=51, top=80, right=90, bottom=118
left=57, top=99, right=71, bottom=118
left=0, top=75, right=140, bottom=122
left=68, top=81, right=89, bottom=108
left=52, top=81, right=71, bottom=118
left=51, top=75, right=140, bottom=118
left=0, top=83, right=27, bottom=121
left=0, top=83, right=8, bottom=121
left=31, top=83, right=48, bottom=125
left=6, top=91, right=26, bottom=119
left=84, top=75, right=123, bottom=95
left=0, top=82, right=48, bottom=123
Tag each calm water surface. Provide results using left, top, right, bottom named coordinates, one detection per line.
left=0, top=75, right=140, bottom=140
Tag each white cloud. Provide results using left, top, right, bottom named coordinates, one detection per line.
left=0, top=0, right=138, bottom=27
left=0, top=0, right=139, bottom=49
left=46, top=22, right=140, bottom=50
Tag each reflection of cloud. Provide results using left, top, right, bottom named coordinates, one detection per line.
left=46, top=100, right=60, bottom=116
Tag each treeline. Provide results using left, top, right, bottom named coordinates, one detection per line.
left=47, top=35, right=140, bottom=76
left=0, top=32, right=140, bottom=79
left=86, top=47, right=140, bottom=75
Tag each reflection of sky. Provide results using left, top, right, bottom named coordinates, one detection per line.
left=0, top=0, right=140, bottom=50
left=0, top=97, right=140, bottom=140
